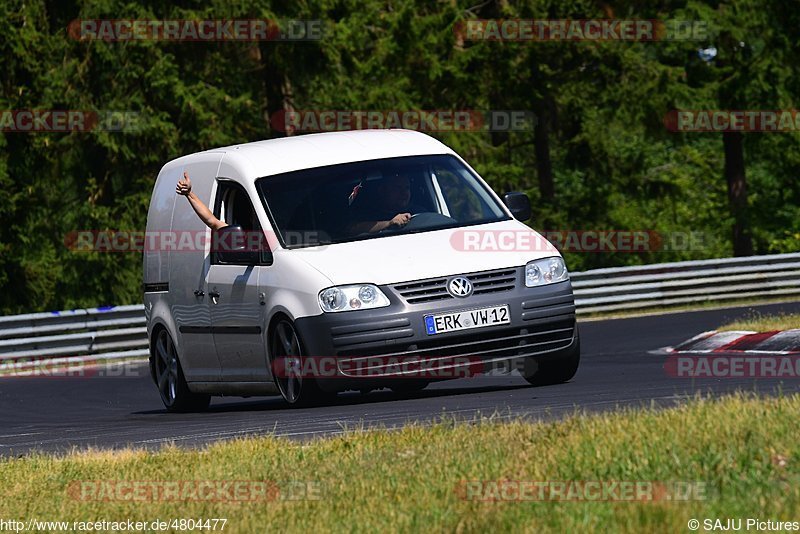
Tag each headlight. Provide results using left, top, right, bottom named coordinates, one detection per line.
left=318, top=284, right=390, bottom=313
left=525, top=257, right=569, bottom=287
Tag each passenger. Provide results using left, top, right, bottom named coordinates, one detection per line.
left=349, top=173, right=424, bottom=234
left=175, top=171, right=227, bottom=230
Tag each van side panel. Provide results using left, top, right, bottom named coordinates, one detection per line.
left=169, top=153, right=225, bottom=383
left=144, top=166, right=179, bottom=285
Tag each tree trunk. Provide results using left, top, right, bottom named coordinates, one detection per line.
left=529, top=56, right=555, bottom=204
left=722, top=131, right=753, bottom=256
left=533, top=97, right=555, bottom=203
left=260, top=45, right=294, bottom=137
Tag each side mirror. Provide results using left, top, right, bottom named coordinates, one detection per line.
left=213, top=225, right=269, bottom=265
left=503, top=192, right=531, bottom=222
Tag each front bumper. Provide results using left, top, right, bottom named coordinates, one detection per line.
left=294, top=267, right=577, bottom=391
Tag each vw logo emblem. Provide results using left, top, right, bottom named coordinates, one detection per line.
left=447, top=276, right=473, bottom=298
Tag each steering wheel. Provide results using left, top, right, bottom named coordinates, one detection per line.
left=381, top=212, right=455, bottom=233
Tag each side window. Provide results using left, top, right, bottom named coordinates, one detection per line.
left=213, top=181, right=271, bottom=265
left=433, top=166, right=485, bottom=221
left=216, top=184, right=260, bottom=231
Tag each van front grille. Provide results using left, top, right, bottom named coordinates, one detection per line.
left=392, top=268, right=518, bottom=304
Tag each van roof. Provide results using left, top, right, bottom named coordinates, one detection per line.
left=179, top=129, right=456, bottom=179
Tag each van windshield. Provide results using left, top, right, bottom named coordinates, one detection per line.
left=256, top=155, right=510, bottom=249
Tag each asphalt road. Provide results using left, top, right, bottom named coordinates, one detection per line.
left=1, top=301, right=799, bottom=456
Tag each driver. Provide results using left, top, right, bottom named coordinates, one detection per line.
left=349, top=173, right=424, bottom=234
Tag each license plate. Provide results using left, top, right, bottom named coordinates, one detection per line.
left=424, top=305, right=510, bottom=335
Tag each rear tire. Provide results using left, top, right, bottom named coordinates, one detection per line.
left=153, top=329, right=211, bottom=412
left=270, top=319, right=336, bottom=407
left=521, top=339, right=580, bottom=386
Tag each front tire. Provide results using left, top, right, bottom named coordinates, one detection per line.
left=270, top=319, right=335, bottom=407
left=521, top=339, right=580, bottom=386
left=153, top=329, right=211, bottom=412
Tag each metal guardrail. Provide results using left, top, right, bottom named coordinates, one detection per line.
left=0, top=305, right=148, bottom=370
left=571, top=252, right=800, bottom=314
left=0, top=253, right=798, bottom=369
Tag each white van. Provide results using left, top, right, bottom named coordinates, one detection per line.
left=143, top=129, right=579, bottom=411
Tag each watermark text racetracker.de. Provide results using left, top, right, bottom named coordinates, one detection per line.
left=665, top=110, right=800, bottom=132
left=457, top=480, right=707, bottom=502
left=65, top=229, right=286, bottom=253
left=0, top=110, right=141, bottom=132
left=0, top=359, right=148, bottom=379
left=666, top=355, right=800, bottom=379
left=456, top=19, right=710, bottom=41
left=272, top=355, right=486, bottom=380
left=270, top=109, right=536, bottom=134
left=449, top=229, right=707, bottom=253
left=67, top=480, right=322, bottom=502
left=68, top=18, right=323, bottom=41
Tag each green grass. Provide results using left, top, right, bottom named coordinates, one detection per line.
left=718, top=312, right=800, bottom=333
left=1, top=393, right=799, bottom=532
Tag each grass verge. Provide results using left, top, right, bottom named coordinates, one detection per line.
left=718, top=313, right=800, bottom=332
left=1, top=393, right=799, bottom=532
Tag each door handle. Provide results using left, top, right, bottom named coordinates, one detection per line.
left=208, top=289, right=220, bottom=304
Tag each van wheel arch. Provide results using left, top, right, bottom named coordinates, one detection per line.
left=149, top=323, right=210, bottom=412
left=149, top=322, right=179, bottom=380
left=266, top=313, right=335, bottom=406
left=148, top=323, right=168, bottom=383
